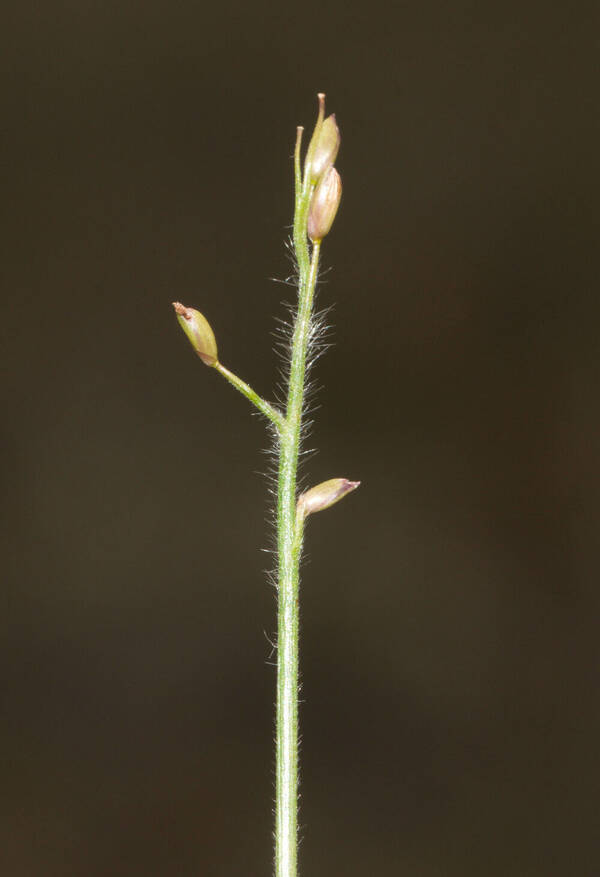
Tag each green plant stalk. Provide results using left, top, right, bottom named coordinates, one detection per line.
left=274, top=124, right=320, bottom=877
left=173, top=98, right=345, bottom=876
left=215, top=362, right=285, bottom=431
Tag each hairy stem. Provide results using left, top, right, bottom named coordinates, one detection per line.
left=172, top=93, right=347, bottom=877
left=274, top=125, right=321, bottom=877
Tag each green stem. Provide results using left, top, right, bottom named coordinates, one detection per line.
left=275, top=124, right=321, bottom=877
left=215, top=362, right=285, bottom=432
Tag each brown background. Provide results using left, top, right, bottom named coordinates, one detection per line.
left=3, top=1, right=599, bottom=874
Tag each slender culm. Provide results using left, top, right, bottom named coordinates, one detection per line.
left=172, top=94, right=358, bottom=877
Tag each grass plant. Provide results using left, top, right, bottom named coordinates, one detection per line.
left=173, top=94, right=359, bottom=877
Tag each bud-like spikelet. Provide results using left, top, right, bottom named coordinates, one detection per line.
left=172, top=302, right=218, bottom=366
left=297, top=478, right=360, bottom=519
left=308, top=114, right=340, bottom=184
left=307, top=166, right=342, bottom=243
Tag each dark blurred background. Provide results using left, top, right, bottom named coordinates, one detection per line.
left=2, top=1, right=599, bottom=874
